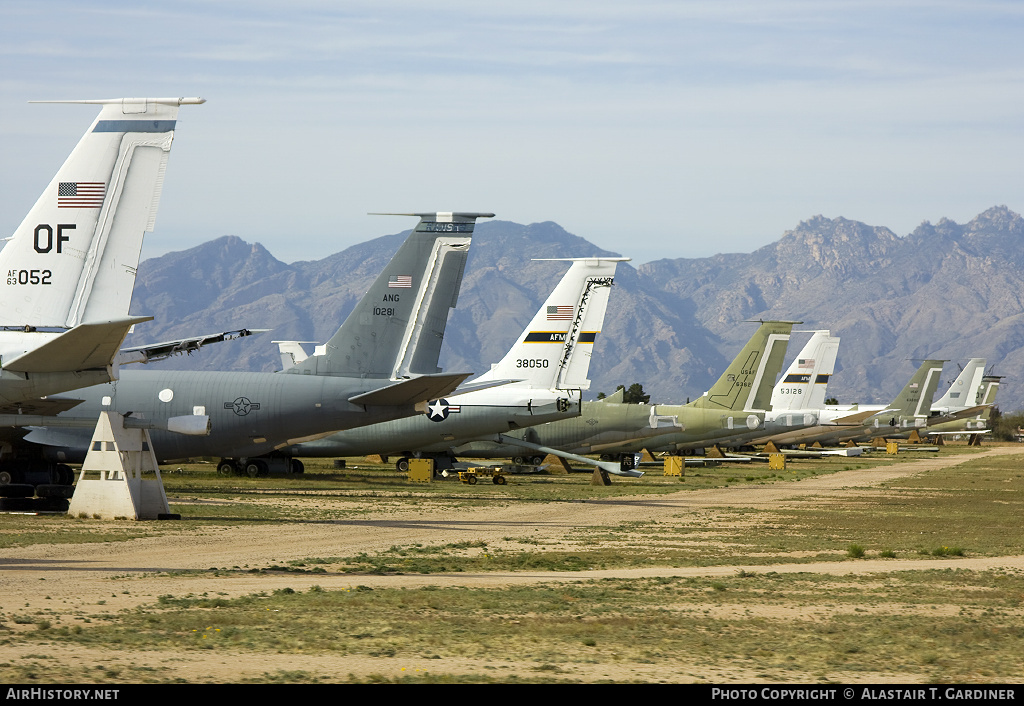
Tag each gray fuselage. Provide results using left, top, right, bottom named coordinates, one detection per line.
left=36, top=369, right=421, bottom=463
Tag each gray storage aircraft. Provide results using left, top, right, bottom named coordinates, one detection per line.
left=0, top=97, right=209, bottom=410
left=271, top=257, right=625, bottom=472
left=4, top=212, right=492, bottom=482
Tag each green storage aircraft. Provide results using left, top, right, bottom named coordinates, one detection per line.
left=453, top=320, right=796, bottom=462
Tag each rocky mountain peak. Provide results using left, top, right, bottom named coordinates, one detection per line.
left=124, top=206, right=1024, bottom=409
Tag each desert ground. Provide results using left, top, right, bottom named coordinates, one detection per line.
left=2, top=445, right=1023, bottom=683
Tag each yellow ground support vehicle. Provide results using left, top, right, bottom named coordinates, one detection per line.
left=457, top=467, right=507, bottom=485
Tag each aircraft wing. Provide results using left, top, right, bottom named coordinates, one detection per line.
left=116, top=328, right=268, bottom=365
left=3, top=316, right=153, bottom=373
left=348, top=372, right=472, bottom=406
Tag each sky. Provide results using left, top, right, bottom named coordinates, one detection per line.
left=2, top=1, right=1023, bottom=266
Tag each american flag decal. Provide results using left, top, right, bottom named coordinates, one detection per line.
left=547, top=305, right=574, bottom=320
left=58, top=182, right=105, bottom=208
left=798, top=358, right=815, bottom=369
left=388, top=275, right=412, bottom=288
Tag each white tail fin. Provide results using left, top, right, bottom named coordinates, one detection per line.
left=770, top=330, right=839, bottom=411
left=473, top=258, right=625, bottom=390
left=933, top=358, right=986, bottom=411
left=0, top=97, right=204, bottom=330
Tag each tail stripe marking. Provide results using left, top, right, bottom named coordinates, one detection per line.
left=93, top=120, right=176, bottom=133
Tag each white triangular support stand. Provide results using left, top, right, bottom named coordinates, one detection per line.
left=68, top=412, right=170, bottom=520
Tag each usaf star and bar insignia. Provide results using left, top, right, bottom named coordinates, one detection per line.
left=426, top=398, right=461, bottom=422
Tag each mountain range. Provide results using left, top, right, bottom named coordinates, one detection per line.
left=123, top=205, right=1024, bottom=411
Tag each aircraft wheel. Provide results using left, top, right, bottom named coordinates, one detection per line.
left=395, top=457, right=410, bottom=472
left=512, top=456, right=525, bottom=464
left=0, top=471, right=13, bottom=485
left=530, top=456, right=544, bottom=465
left=245, top=461, right=267, bottom=478
left=56, top=464, right=74, bottom=485
left=290, top=459, right=305, bottom=474
left=217, top=461, right=236, bottom=476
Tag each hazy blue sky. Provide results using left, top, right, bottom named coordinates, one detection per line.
left=2, top=1, right=1022, bottom=265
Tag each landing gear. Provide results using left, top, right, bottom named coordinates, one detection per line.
left=217, top=456, right=302, bottom=477
left=245, top=461, right=268, bottom=478
left=393, top=455, right=456, bottom=472
left=0, top=460, right=75, bottom=489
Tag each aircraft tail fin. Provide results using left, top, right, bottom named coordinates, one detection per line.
left=0, top=98, right=204, bottom=329
left=473, top=258, right=625, bottom=390
left=272, top=341, right=314, bottom=370
left=688, top=320, right=796, bottom=411
left=770, top=330, right=839, bottom=411
left=889, top=359, right=945, bottom=418
left=599, top=388, right=625, bottom=404
left=980, top=374, right=1002, bottom=406
left=286, top=212, right=492, bottom=379
left=933, top=358, right=986, bottom=411
left=977, top=374, right=1002, bottom=422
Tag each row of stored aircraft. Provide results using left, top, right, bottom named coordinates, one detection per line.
left=0, top=98, right=999, bottom=489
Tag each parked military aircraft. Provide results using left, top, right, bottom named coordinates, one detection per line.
left=927, top=372, right=1001, bottom=437
left=758, top=358, right=946, bottom=447
left=730, top=329, right=844, bottom=448
left=926, top=358, right=988, bottom=423
left=5, top=212, right=491, bottom=482
left=0, top=97, right=205, bottom=409
left=453, top=320, right=797, bottom=461
left=273, top=257, right=625, bottom=471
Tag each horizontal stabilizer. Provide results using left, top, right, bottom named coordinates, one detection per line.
left=832, top=408, right=893, bottom=426
left=447, top=378, right=525, bottom=397
left=117, top=328, right=267, bottom=365
left=494, top=433, right=644, bottom=478
left=1, top=412, right=210, bottom=435
left=820, top=447, right=865, bottom=457
left=3, top=316, right=152, bottom=373
left=0, top=397, right=84, bottom=416
left=930, top=404, right=990, bottom=424
left=348, top=372, right=472, bottom=407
